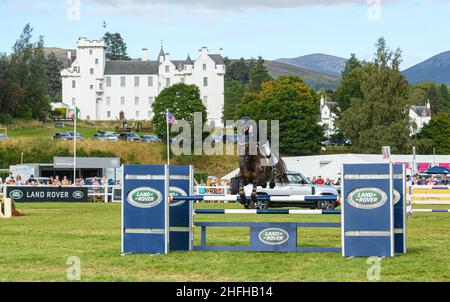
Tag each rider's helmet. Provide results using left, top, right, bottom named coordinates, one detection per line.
left=237, top=116, right=255, bottom=144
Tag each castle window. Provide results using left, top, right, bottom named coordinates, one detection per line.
left=203, top=96, right=208, bottom=107
left=72, top=80, right=76, bottom=88
left=165, top=66, right=169, bottom=73
left=90, top=85, right=93, bottom=90
left=107, top=111, right=111, bottom=118
left=106, top=97, right=111, bottom=106
left=136, top=111, right=140, bottom=118
left=149, top=97, right=153, bottom=105
left=90, top=68, right=94, bottom=75
left=121, top=76, right=126, bottom=87
left=148, top=111, right=152, bottom=119
left=203, top=77, right=208, bottom=87
left=203, top=64, right=207, bottom=71
left=148, top=76, right=153, bottom=87
left=89, top=49, right=93, bottom=55
left=181, top=78, right=185, bottom=84
left=72, top=98, right=76, bottom=105
left=121, top=97, right=125, bottom=105
left=166, top=78, right=170, bottom=87
left=135, top=97, right=139, bottom=106
left=106, top=77, right=111, bottom=87
left=95, top=58, right=99, bottom=64
left=134, top=76, right=140, bottom=87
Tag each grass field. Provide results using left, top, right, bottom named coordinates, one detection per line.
left=1, top=202, right=449, bottom=282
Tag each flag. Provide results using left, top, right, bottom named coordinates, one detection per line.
left=166, top=112, right=177, bottom=125
left=70, top=107, right=80, bottom=121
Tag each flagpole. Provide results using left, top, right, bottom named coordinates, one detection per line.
left=73, top=109, right=77, bottom=184
left=166, top=109, right=170, bottom=167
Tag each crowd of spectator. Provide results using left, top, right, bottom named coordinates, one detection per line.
left=308, top=176, right=341, bottom=187
left=0, top=172, right=118, bottom=187
left=410, top=174, right=449, bottom=186
left=196, top=179, right=231, bottom=195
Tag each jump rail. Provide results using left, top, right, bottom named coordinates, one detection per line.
left=193, top=209, right=341, bottom=215
left=172, top=195, right=339, bottom=202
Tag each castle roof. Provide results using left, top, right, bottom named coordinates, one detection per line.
left=104, top=60, right=159, bottom=75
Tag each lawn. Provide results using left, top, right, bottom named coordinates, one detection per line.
left=0, top=202, right=449, bottom=282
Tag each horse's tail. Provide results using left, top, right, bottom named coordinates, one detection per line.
left=276, top=158, right=290, bottom=185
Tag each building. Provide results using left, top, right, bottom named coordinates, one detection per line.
left=319, top=96, right=338, bottom=138
left=409, top=101, right=432, bottom=135
left=61, top=38, right=225, bottom=125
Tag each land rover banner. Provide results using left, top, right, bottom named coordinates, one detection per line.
left=6, top=186, right=89, bottom=202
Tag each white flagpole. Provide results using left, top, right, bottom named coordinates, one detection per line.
left=166, top=109, right=170, bottom=166
left=73, top=109, right=77, bottom=184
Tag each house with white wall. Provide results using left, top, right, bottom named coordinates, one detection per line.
left=61, top=38, right=225, bottom=125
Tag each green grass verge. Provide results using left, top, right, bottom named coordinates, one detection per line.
left=0, top=202, right=449, bottom=282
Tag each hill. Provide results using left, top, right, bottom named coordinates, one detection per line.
left=402, top=51, right=450, bottom=85
left=43, top=47, right=76, bottom=67
left=265, top=60, right=340, bottom=91
left=275, top=53, right=347, bottom=77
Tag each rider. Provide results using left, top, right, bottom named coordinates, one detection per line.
left=239, top=117, right=279, bottom=167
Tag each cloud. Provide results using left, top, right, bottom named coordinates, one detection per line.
left=86, top=0, right=399, bottom=13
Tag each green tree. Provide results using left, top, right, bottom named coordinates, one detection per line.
left=235, top=76, right=324, bottom=155
left=152, top=83, right=207, bottom=140
left=414, top=113, right=450, bottom=154
left=223, top=80, right=246, bottom=121
left=46, top=52, right=64, bottom=103
left=248, top=56, right=272, bottom=92
left=335, top=54, right=363, bottom=113
left=8, top=24, right=50, bottom=120
left=103, top=32, right=130, bottom=60
left=0, top=79, right=24, bottom=122
left=339, top=37, right=411, bottom=153
left=225, top=58, right=251, bottom=84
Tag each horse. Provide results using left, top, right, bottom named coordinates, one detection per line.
left=230, top=139, right=289, bottom=209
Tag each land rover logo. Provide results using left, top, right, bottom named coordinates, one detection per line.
left=9, top=190, right=23, bottom=200
left=169, top=187, right=187, bottom=207
left=127, top=187, right=163, bottom=208
left=72, top=191, right=84, bottom=199
left=258, top=228, right=290, bottom=245
left=347, top=187, right=388, bottom=209
left=394, top=190, right=401, bottom=205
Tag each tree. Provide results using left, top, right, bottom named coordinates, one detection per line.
left=46, top=52, right=64, bottom=103
left=152, top=83, right=207, bottom=140
left=248, top=56, right=272, bottom=92
left=103, top=32, right=130, bottom=60
left=0, top=79, right=24, bottom=119
left=223, top=80, right=246, bottom=121
left=414, top=113, right=450, bottom=154
left=339, top=37, right=411, bottom=153
left=235, top=76, right=324, bottom=155
left=8, top=24, right=50, bottom=120
left=225, top=58, right=251, bottom=84
left=335, top=54, right=363, bottom=113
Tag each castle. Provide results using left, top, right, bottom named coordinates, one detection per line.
left=61, top=38, right=225, bottom=125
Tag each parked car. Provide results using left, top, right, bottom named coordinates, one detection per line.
left=119, top=132, right=141, bottom=142
left=243, top=171, right=340, bottom=210
left=141, top=135, right=161, bottom=143
left=53, top=131, right=84, bottom=141
left=93, top=131, right=119, bottom=142
left=0, top=133, right=9, bottom=142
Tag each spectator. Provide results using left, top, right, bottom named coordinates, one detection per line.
left=5, top=172, right=15, bottom=185
left=315, top=176, right=325, bottom=185
left=442, top=175, right=449, bottom=186
left=16, top=175, right=24, bottom=186
left=27, top=175, right=38, bottom=186
left=61, top=176, right=70, bottom=186
left=198, top=180, right=206, bottom=195
left=0, top=177, right=3, bottom=185
left=53, top=176, right=61, bottom=186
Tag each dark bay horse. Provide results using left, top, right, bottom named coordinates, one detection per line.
left=231, top=140, right=289, bottom=209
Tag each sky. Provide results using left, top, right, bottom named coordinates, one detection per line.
left=0, top=0, right=449, bottom=69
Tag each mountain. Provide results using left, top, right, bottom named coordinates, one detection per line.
left=265, top=60, right=340, bottom=91
left=275, top=54, right=347, bottom=77
left=402, top=51, right=450, bottom=85
left=43, top=47, right=76, bottom=67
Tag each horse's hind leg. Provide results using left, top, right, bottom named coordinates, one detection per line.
left=251, top=184, right=258, bottom=205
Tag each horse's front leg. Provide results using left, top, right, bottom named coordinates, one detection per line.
left=251, top=183, right=258, bottom=205
left=239, top=178, right=247, bottom=206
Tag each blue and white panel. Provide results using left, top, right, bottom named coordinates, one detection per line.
left=168, top=165, right=193, bottom=251
left=342, top=163, right=394, bottom=257
left=122, top=165, right=169, bottom=254
left=250, top=223, right=298, bottom=252
left=393, top=164, right=407, bottom=254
